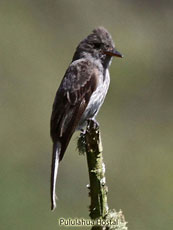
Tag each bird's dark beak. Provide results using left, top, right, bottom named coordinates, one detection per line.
left=104, top=48, right=123, bottom=58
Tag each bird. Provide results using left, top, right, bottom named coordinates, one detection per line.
left=50, top=27, right=123, bottom=210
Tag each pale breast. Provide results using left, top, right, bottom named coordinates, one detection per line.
left=77, top=68, right=110, bottom=130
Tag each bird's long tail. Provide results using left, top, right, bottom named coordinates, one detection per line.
left=50, top=141, right=61, bottom=211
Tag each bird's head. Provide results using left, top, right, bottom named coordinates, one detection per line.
left=72, top=27, right=123, bottom=68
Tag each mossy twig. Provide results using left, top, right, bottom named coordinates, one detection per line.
left=78, top=119, right=128, bottom=230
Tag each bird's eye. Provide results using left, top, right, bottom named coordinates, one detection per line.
left=93, top=43, right=102, bottom=49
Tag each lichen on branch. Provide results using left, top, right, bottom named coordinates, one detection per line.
left=77, top=119, right=127, bottom=230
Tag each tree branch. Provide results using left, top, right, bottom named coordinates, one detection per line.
left=78, top=119, right=128, bottom=230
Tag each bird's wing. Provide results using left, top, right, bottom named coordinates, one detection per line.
left=50, top=59, right=99, bottom=161
left=50, top=59, right=99, bottom=210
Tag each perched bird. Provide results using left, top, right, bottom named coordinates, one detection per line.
left=50, top=27, right=123, bottom=210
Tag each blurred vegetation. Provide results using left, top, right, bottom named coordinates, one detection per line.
left=0, top=0, right=172, bottom=229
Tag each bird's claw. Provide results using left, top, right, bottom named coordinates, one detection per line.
left=87, top=118, right=99, bottom=130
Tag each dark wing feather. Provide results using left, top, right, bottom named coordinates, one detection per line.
left=50, top=59, right=98, bottom=161
left=50, top=59, right=99, bottom=210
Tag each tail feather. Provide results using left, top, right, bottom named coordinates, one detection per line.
left=50, top=142, right=61, bottom=211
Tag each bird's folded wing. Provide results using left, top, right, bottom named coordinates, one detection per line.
left=50, top=59, right=99, bottom=161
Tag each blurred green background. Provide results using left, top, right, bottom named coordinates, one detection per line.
left=0, top=0, right=172, bottom=229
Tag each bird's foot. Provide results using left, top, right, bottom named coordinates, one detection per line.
left=87, top=118, right=99, bottom=130
left=80, top=128, right=86, bottom=135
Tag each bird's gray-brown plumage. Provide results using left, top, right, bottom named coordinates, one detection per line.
left=50, top=27, right=123, bottom=210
